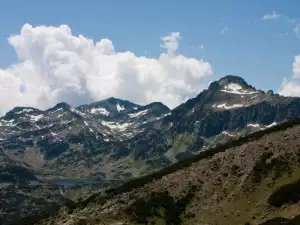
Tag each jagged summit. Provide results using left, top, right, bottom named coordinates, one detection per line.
left=208, top=75, right=255, bottom=93
left=48, top=102, right=71, bottom=111
left=141, top=102, right=170, bottom=111
left=6, top=106, right=40, bottom=115
left=101, top=97, right=139, bottom=106
left=218, top=75, right=249, bottom=86
left=77, top=97, right=141, bottom=116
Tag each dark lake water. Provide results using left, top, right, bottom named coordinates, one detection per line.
left=44, top=179, right=99, bottom=187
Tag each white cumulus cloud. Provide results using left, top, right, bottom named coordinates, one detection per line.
left=0, top=24, right=212, bottom=115
left=263, top=11, right=281, bottom=20
left=279, top=55, right=300, bottom=96
left=278, top=78, right=300, bottom=97
left=160, top=32, right=181, bottom=56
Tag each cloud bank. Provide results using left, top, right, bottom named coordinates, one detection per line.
left=0, top=24, right=212, bottom=115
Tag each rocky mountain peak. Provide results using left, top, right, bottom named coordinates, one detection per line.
left=76, top=97, right=141, bottom=117
left=48, top=102, right=71, bottom=112
left=218, top=75, right=249, bottom=87
left=5, top=106, right=40, bottom=116
left=142, top=102, right=170, bottom=112
left=8, top=106, right=37, bottom=114
left=104, top=97, right=141, bottom=110
left=208, top=75, right=263, bottom=96
left=208, top=75, right=254, bottom=93
left=2, top=107, right=42, bottom=122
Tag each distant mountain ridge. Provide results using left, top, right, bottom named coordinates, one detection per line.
left=0, top=96, right=171, bottom=180
left=2, top=75, right=300, bottom=180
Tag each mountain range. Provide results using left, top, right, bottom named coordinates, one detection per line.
left=2, top=75, right=300, bottom=180
left=2, top=75, right=300, bottom=224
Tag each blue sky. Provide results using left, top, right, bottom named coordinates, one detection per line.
left=0, top=0, right=300, bottom=113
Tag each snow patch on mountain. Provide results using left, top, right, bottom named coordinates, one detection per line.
left=51, top=131, right=58, bottom=136
left=51, top=108, right=63, bottom=114
left=0, top=119, right=16, bottom=126
left=116, top=104, right=125, bottom=112
left=61, top=120, right=73, bottom=125
left=90, top=107, right=110, bottom=116
left=30, top=114, right=44, bottom=121
left=266, top=122, right=277, bottom=128
left=153, top=112, right=172, bottom=121
left=51, top=131, right=61, bottom=141
left=247, top=123, right=261, bottom=128
left=128, top=109, right=149, bottom=118
left=101, top=121, right=133, bottom=132
left=213, top=103, right=244, bottom=110
left=223, top=83, right=242, bottom=91
left=15, top=108, right=34, bottom=114
left=70, top=107, right=86, bottom=117
left=221, top=131, right=236, bottom=137
left=164, top=112, right=171, bottom=116
left=221, top=83, right=257, bottom=95
left=247, top=122, right=277, bottom=129
left=57, top=113, right=65, bottom=118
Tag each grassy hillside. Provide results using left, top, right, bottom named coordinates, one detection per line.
left=20, top=118, right=300, bottom=225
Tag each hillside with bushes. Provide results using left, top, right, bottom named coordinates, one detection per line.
left=18, top=118, right=300, bottom=225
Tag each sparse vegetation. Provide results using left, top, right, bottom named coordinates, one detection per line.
left=252, top=152, right=274, bottom=183
left=14, top=118, right=300, bottom=225
left=16, top=194, right=107, bottom=224
left=268, top=179, right=300, bottom=207
left=125, top=191, right=194, bottom=224
left=251, top=153, right=292, bottom=184
left=106, top=118, right=300, bottom=196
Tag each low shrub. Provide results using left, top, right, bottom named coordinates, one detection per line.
left=268, top=179, right=300, bottom=207
left=125, top=191, right=194, bottom=224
